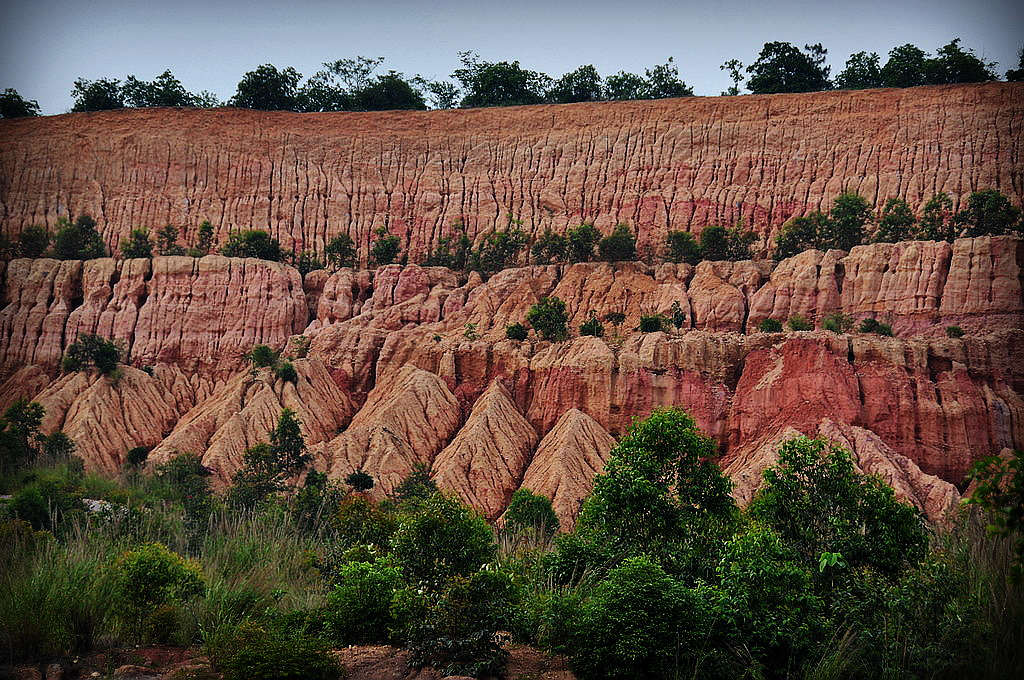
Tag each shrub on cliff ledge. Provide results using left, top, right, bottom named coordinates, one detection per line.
left=325, top=233, right=356, bottom=268
left=370, top=226, right=401, bottom=266
left=505, top=322, right=528, bottom=341
left=62, top=334, right=122, bottom=375
left=53, top=215, right=107, bottom=260
left=120, top=228, right=153, bottom=259
left=597, top=223, right=637, bottom=262
left=758, top=318, right=783, bottom=333
left=17, top=225, right=50, bottom=258
left=527, top=296, right=569, bottom=341
left=220, top=229, right=282, bottom=261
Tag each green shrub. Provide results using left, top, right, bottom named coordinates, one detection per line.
left=220, top=229, right=282, bottom=261
left=670, top=300, right=687, bottom=330
left=556, top=555, right=716, bottom=680
left=155, top=452, right=213, bottom=526
left=527, top=296, right=569, bottom=341
left=873, top=197, right=917, bottom=243
left=18, top=225, right=51, bottom=258
left=858, top=317, right=893, bottom=336
left=665, top=229, right=701, bottom=264
left=156, top=225, right=186, bottom=255
left=715, top=524, right=823, bottom=669
left=125, top=445, right=151, bottom=468
left=504, top=489, right=559, bottom=537
left=390, top=493, right=496, bottom=585
left=469, top=227, right=527, bottom=274
left=370, top=226, right=400, bottom=266
left=195, top=220, right=216, bottom=255
left=392, top=569, right=517, bottom=678
left=344, top=469, right=374, bottom=492
left=294, top=251, right=324, bottom=276
left=958, top=189, right=1023, bottom=237
left=821, top=312, right=854, bottom=334
left=9, top=478, right=84, bottom=531
left=597, top=223, right=637, bottom=262
left=209, top=621, right=343, bottom=680
left=946, top=325, right=965, bottom=338
left=638, top=313, right=666, bottom=333
left=275, top=360, right=298, bottom=384
left=141, top=603, right=186, bottom=645
left=531, top=228, right=568, bottom=264
left=391, top=462, right=439, bottom=503
left=244, top=344, right=279, bottom=368
left=112, top=543, right=205, bottom=616
left=325, top=233, right=357, bottom=268
left=229, top=409, right=311, bottom=508
left=749, top=436, right=928, bottom=576
left=324, top=560, right=402, bottom=644
left=332, top=495, right=398, bottom=552
left=62, top=333, right=122, bottom=375
left=505, top=322, right=528, bottom=340
left=52, top=215, right=107, bottom=260
left=579, top=314, right=604, bottom=338
left=758, top=318, right=783, bottom=333
left=786, top=314, right=813, bottom=331
left=567, top=223, right=601, bottom=262
left=120, top=228, right=153, bottom=258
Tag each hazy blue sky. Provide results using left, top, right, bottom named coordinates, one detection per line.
left=2, top=0, right=1021, bottom=114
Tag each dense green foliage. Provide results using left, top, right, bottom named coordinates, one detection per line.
left=220, top=229, right=283, bottom=261
left=0, top=88, right=40, bottom=117
left=505, top=322, right=528, bottom=341
left=787, top=314, right=813, bottom=331
left=62, top=334, right=122, bottom=375
left=324, top=233, right=356, bottom=268
left=597, top=224, right=637, bottom=262
left=746, top=42, right=831, bottom=93
left=16, top=225, right=50, bottom=257
left=527, top=296, right=569, bottom=341
left=120, top=228, right=153, bottom=258
left=965, top=450, right=1024, bottom=580
left=758, top=318, right=783, bottom=333
left=52, top=215, right=107, bottom=260
left=370, top=226, right=401, bottom=266
left=504, top=488, right=559, bottom=537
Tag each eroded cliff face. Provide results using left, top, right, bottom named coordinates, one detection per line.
left=1, top=235, right=1021, bottom=525
left=1, top=83, right=1021, bottom=264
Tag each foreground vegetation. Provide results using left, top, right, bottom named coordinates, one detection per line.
left=1, top=399, right=1021, bottom=679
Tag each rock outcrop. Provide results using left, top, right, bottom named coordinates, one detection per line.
left=1, top=235, right=1020, bottom=523
left=148, top=359, right=355, bottom=485
left=516, top=409, right=617, bottom=526
left=2, top=84, right=1020, bottom=262
left=432, top=380, right=538, bottom=519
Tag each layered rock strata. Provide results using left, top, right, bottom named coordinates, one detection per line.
left=2, top=84, right=1020, bottom=262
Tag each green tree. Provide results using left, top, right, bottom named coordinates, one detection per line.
left=566, top=223, right=601, bottom=262
left=424, top=80, right=460, bottom=109
left=527, top=296, right=569, bottom=341
left=749, top=436, right=928, bottom=576
left=392, top=462, right=439, bottom=502
left=720, top=59, right=745, bottom=95
left=557, top=555, right=716, bottom=680
left=965, top=450, right=1024, bottom=580
left=926, top=38, right=998, bottom=84
left=325, top=233, right=356, bottom=268
left=70, top=78, right=125, bottom=112
left=230, top=409, right=312, bottom=507
left=52, top=215, right=107, bottom=260
left=230, top=64, right=303, bottom=111
left=572, top=409, right=735, bottom=583
left=1006, top=47, right=1024, bottom=82
left=874, top=197, right=917, bottom=243
left=453, top=51, right=551, bottom=108
left=195, top=220, right=215, bottom=255
left=579, top=313, right=604, bottom=338
left=120, top=228, right=153, bottom=258
left=122, top=70, right=200, bottom=107
left=604, top=71, right=648, bottom=100
left=919, top=192, right=958, bottom=241
left=155, top=452, right=213, bottom=525
left=0, top=88, right=40, bottom=118
left=17, top=225, right=50, bottom=257
left=774, top=211, right=829, bottom=259
left=547, top=64, right=604, bottom=103
left=112, top=542, right=205, bottom=618
left=220, top=229, right=282, bottom=260
left=957, top=189, right=1022, bottom=237
left=531, top=228, right=569, bottom=264
left=504, top=488, right=559, bottom=536
left=827, top=191, right=872, bottom=251
left=665, top=230, right=701, bottom=264
left=369, top=226, right=400, bottom=265
left=390, top=492, right=496, bottom=584
left=880, top=43, right=930, bottom=88
left=835, top=51, right=882, bottom=89
left=324, top=560, right=402, bottom=643
left=469, top=225, right=527, bottom=273
left=62, top=333, right=122, bottom=375
left=747, top=42, right=831, bottom=94
left=0, top=399, right=45, bottom=472
left=597, top=223, right=636, bottom=261
left=156, top=225, right=185, bottom=255
left=505, top=322, right=528, bottom=340
left=643, top=58, right=694, bottom=98
left=345, top=469, right=374, bottom=492
left=352, top=71, right=427, bottom=111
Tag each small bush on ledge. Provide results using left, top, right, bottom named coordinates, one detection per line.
left=786, top=315, right=813, bottom=331
left=505, top=322, right=528, bottom=341
left=946, top=325, right=965, bottom=338
left=758, top=318, right=783, bottom=333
